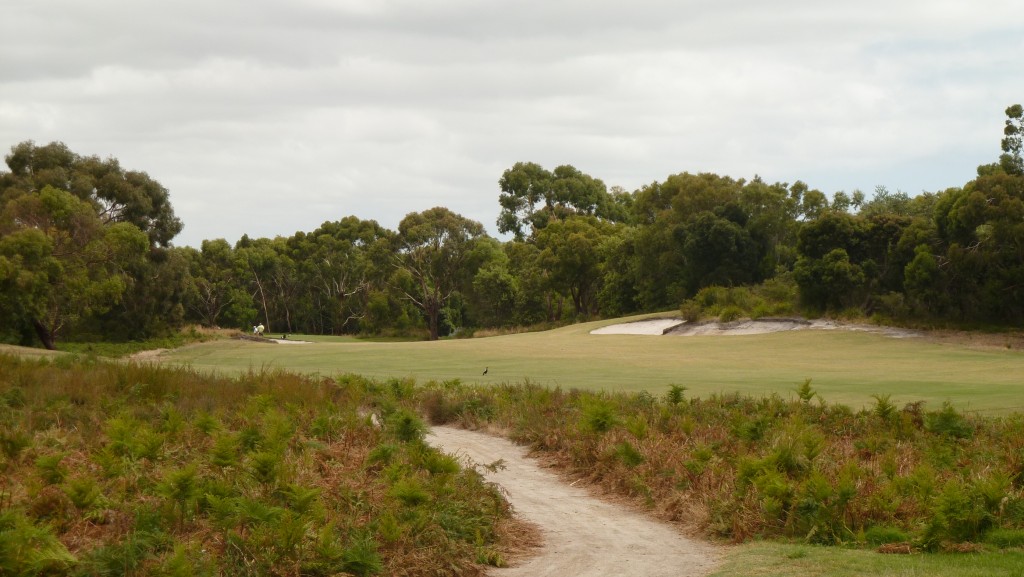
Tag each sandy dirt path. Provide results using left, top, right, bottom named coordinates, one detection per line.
left=427, top=426, right=719, bottom=577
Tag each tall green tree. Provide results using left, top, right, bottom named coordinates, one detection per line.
left=1001, top=104, right=1024, bottom=176
left=497, top=162, right=619, bottom=239
left=0, top=186, right=148, bottom=348
left=535, top=215, right=617, bottom=316
left=1, top=141, right=182, bottom=247
left=288, top=217, right=394, bottom=334
left=184, top=239, right=256, bottom=329
left=394, top=207, right=487, bottom=340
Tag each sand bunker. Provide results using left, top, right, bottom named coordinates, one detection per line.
left=589, top=318, right=684, bottom=335
left=270, top=338, right=312, bottom=345
left=592, top=317, right=919, bottom=338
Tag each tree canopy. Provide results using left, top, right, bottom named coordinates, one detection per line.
left=4, top=105, right=1024, bottom=348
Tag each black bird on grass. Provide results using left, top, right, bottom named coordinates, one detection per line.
left=482, top=367, right=488, bottom=375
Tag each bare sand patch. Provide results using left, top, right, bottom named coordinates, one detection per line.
left=269, top=338, right=312, bottom=345
left=590, top=318, right=685, bottom=335
left=593, top=317, right=920, bottom=338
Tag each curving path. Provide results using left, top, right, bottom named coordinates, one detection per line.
left=427, top=426, right=719, bottom=577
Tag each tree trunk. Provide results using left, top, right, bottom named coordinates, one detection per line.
left=32, top=319, right=56, bottom=350
left=427, top=303, right=440, bottom=341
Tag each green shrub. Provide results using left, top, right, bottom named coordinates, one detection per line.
left=581, top=399, right=617, bottom=434
left=341, top=534, right=383, bottom=577
left=387, top=409, right=425, bottom=443
left=872, top=394, right=897, bottom=422
left=35, top=453, right=67, bottom=485
left=366, top=443, right=398, bottom=467
left=679, top=301, right=702, bottom=323
left=665, top=384, right=687, bottom=406
left=248, top=451, right=282, bottom=485
left=65, top=477, right=102, bottom=510
left=987, top=528, right=1024, bottom=549
left=0, top=510, right=76, bottom=576
left=719, top=305, right=744, bottom=323
left=925, top=402, right=973, bottom=439
left=390, top=478, right=429, bottom=506
left=0, top=428, right=31, bottom=460
left=614, top=441, right=645, bottom=467
left=865, top=525, right=911, bottom=545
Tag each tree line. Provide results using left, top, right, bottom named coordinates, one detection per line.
left=2, top=105, right=1023, bottom=349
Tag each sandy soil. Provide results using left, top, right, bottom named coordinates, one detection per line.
left=427, top=426, right=719, bottom=577
left=590, top=318, right=685, bottom=335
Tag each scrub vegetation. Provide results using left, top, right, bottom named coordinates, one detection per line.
left=0, top=354, right=515, bottom=576
left=3, top=104, right=1024, bottom=350
left=419, top=377, right=1024, bottom=554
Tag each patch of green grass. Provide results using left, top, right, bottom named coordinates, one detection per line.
left=710, top=542, right=1024, bottom=577
left=59, top=327, right=218, bottom=358
left=160, top=315, right=1024, bottom=413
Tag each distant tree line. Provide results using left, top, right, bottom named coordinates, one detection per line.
left=2, top=105, right=1023, bottom=349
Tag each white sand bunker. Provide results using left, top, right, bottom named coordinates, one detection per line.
left=668, top=318, right=811, bottom=336
left=593, top=317, right=919, bottom=338
left=590, top=318, right=685, bottom=335
left=270, top=338, right=312, bottom=345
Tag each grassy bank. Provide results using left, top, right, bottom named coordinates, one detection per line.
left=710, top=542, right=1024, bottom=576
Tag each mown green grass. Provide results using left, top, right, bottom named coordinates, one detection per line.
left=710, top=542, right=1024, bottom=577
left=161, top=316, right=1024, bottom=414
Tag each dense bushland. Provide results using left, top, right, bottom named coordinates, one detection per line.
left=5, top=106, right=1024, bottom=348
left=419, top=379, right=1024, bottom=552
left=0, top=355, right=514, bottom=576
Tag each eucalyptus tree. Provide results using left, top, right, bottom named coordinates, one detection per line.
left=1000, top=103, right=1023, bottom=176
left=497, top=162, right=620, bottom=239
left=184, top=239, right=256, bottom=329
left=534, top=215, right=619, bottom=317
left=0, top=186, right=148, bottom=348
left=393, top=207, right=487, bottom=340
left=0, top=140, right=187, bottom=347
left=1, top=141, right=182, bottom=247
left=288, top=217, right=394, bottom=334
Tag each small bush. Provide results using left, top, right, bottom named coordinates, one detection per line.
left=925, top=402, right=973, bottom=439
left=580, top=399, right=617, bottom=434
left=35, top=453, right=67, bottom=485
left=390, top=478, right=429, bottom=506
left=65, top=476, right=103, bottom=510
left=0, top=428, right=31, bottom=460
left=0, top=510, right=76, bottom=575
left=387, top=410, right=425, bottom=443
left=987, top=528, right=1024, bottom=549
left=342, top=534, right=383, bottom=576
left=614, top=441, right=645, bottom=467
left=718, top=306, right=744, bottom=323
left=665, top=384, right=687, bottom=406
left=679, top=301, right=702, bottom=323
left=865, top=525, right=911, bottom=546
left=420, top=390, right=458, bottom=425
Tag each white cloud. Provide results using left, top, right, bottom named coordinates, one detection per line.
left=1, top=0, right=1022, bottom=246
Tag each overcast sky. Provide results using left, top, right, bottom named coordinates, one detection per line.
left=2, top=1, right=1022, bottom=247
